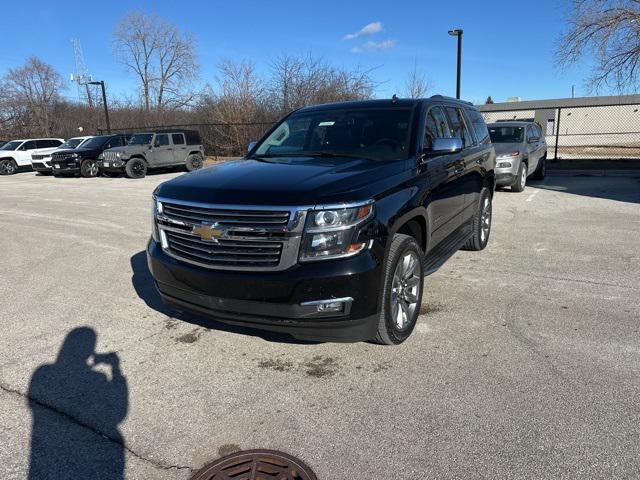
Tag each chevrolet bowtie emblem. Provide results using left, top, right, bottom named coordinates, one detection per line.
left=192, top=223, right=226, bottom=242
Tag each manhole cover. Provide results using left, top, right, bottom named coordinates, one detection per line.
left=190, top=449, right=318, bottom=480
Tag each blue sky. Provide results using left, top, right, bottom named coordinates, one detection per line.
left=1, top=0, right=598, bottom=105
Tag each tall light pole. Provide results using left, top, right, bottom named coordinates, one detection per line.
left=88, top=80, right=111, bottom=134
left=448, top=29, right=463, bottom=99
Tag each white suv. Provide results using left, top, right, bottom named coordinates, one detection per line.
left=0, top=138, right=64, bottom=175
left=31, top=136, right=93, bottom=174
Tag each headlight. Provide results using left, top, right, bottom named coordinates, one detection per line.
left=71, top=153, right=79, bottom=158
left=116, top=152, right=122, bottom=158
left=497, top=161, right=512, bottom=168
left=151, top=195, right=161, bottom=242
left=299, top=202, right=373, bottom=261
left=497, top=150, right=520, bottom=159
left=98, top=153, right=104, bottom=160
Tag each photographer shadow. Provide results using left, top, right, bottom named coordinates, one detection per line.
left=28, top=327, right=128, bottom=480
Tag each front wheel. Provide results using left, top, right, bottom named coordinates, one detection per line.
left=375, top=234, right=424, bottom=345
left=125, top=158, right=147, bottom=179
left=462, top=187, right=492, bottom=251
left=185, top=154, right=204, bottom=172
left=80, top=159, right=99, bottom=178
left=511, top=161, right=527, bottom=192
left=0, top=159, right=17, bottom=175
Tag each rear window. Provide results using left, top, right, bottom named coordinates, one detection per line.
left=172, top=133, right=185, bottom=145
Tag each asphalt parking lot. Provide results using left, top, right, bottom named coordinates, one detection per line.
left=0, top=170, right=639, bottom=479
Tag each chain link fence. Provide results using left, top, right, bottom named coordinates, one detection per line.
left=98, top=121, right=275, bottom=157
left=479, top=101, right=640, bottom=161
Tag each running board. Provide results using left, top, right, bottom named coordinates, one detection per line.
left=422, top=221, right=473, bottom=276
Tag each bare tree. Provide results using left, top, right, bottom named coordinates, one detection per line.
left=557, top=0, right=640, bottom=92
left=403, top=62, right=433, bottom=98
left=2, top=57, right=64, bottom=136
left=114, top=12, right=199, bottom=112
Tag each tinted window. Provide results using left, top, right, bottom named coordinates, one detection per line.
left=527, top=125, right=537, bottom=140
left=488, top=126, right=524, bottom=143
left=129, top=133, right=154, bottom=145
left=172, top=133, right=185, bottom=145
left=105, top=137, right=123, bottom=149
left=424, top=106, right=452, bottom=149
left=184, top=131, right=201, bottom=145
left=154, top=134, right=169, bottom=147
left=22, top=140, right=38, bottom=150
left=467, top=109, right=490, bottom=144
left=445, top=107, right=474, bottom=148
left=254, top=108, right=413, bottom=161
left=0, top=141, right=23, bottom=151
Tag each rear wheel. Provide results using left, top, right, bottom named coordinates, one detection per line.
left=185, top=154, right=204, bottom=172
left=511, top=161, right=527, bottom=192
left=0, top=159, right=17, bottom=175
left=533, top=154, right=546, bottom=180
left=462, top=188, right=492, bottom=251
left=125, top=158, right=147, bottom=179
left=374, top=234, right=424, bottom=345
left=80, top=159, right=99, bottom=178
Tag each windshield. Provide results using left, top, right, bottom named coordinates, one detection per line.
left=0, top=140, right=23, bottom=151
left=128, top=133, right=154, bottom=145
left=253, top=108, right=413, bottom=161
left=61, top=138, right=87, bottom=149
left=79, top=136, right=110, bottom=149
left=489, top=126, right=524, bottom=143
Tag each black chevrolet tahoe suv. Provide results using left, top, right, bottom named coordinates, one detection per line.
left=51, top=134, right=131, bottom=177
left=147, top=97, right=495, bottom=344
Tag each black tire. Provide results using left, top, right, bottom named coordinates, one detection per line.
left=461, top=187, right=492, bottom=251
left=125, top=158, right=147, bottom=179
left=80, top=159, right=99, bottom=178
left=511, top=161, right=527, bottom=192
left=0, top=159, right=17, bottom=175
left=185, top=154, right=204, bottom=172
left=374, top=234, right=424, bottom=345
left=532, top=154, right=546, bottom=180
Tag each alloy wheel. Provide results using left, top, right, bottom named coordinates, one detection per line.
left=391, top=251, right=421, bottom=330
left=0, top=161, right=15, bottom=175
left=480, top=197, right=491, bottom=243
left=520, top=166, right=527, bottom=189
left=87, top=161, right=98, bottom=177
left=133, top=162, right=144, bottom=176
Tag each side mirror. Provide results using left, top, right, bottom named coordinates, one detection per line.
left=247, top=141, right=257, bottom=153
left=424, top=138, right=463, bottom=157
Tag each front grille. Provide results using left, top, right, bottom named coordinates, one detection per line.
left=51, top=153, right=70, bottom=162
left=165, top=230, right=283, bottom=268
left=31, top=154, right=49, bottom=160
left=162, top=202, right=290, bottom=227
left=157, top=200, right=302, bottom=271
left=104, top=151, right=119, bottom=161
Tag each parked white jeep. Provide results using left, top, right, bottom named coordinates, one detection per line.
left=0, top=138, right=64, bottom=175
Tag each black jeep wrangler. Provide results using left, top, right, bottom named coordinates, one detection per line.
left=147, top=97, right=495, bottom=344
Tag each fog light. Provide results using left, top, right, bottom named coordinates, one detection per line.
left=497, top=161, right=512, bottom=168
left=301, top=297, right=353, bottom=316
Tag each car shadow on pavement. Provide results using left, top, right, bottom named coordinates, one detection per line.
left=28, top=327, right=128, bottom=480
left=130, top=251, right=317, bottom=344
left=528, top=174, right=640, bottom=204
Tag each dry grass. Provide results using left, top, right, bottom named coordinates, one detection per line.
left=203, top=156, right=239, bottom=167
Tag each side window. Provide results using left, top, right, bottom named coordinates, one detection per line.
left=527, top=125, right=536, bottom=141
left=467, top=109, right=490, bottom=145
left=445, top=107, right=474, bottom=148
left=105, top=137, right=122, bottom=149
left=424, top=106, right=452, bottom=149
left=51, top=139, right=62, bottom=147
left=172, top=133, right=185, bottom=145
left=22, top=140, right=38, bottom=150
left=154, top=134, right=169, bottom=147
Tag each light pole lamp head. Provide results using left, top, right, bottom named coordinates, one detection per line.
left=448, top=29, right=463, bottom=36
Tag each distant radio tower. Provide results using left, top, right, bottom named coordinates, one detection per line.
left=71, top=38, right=95, bottom=107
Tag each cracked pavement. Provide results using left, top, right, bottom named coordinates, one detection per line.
left=0, top=170, right=639, bottom=479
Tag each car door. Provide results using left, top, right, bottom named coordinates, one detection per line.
left=459, top=108, right=491, bottom=215
left=16, top=140, right=38, bottom=166
left=151, top=134, right=173, bottom=167
left=171, top=133, right=187, bottom=163
left=421, top=105, right=466, bottom=245
left=526, top=125, right=540, bottom=174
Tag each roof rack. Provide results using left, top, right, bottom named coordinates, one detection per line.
left=430, top=94, right=473, bottom=106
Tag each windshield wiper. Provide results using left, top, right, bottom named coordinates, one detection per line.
left=300, top=151, right=376, bottom=161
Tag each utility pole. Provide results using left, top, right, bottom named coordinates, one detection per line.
left=448, top=29, right=463, bottom=99
left=89, top=81, right=111, bottom=134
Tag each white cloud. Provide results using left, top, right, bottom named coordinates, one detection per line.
left=351, top=39, right=398, bottom=53
left=343, top=21, right=383, bottom=40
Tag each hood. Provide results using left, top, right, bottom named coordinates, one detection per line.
left=106, top=145, right=149, bottom=155
left=156, top=156, right=410, bottom=206
left=493, top=142, right=523, bottom=157
left=31, top=146, right=61, bottom=155
left=53, top=147, right=102, bottom=156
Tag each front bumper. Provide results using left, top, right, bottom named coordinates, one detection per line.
left=495, top=157, right=521, bottom=186
left=99, top=159, right=126, bottom=172
left=146, top=239, right=382, bottom=342
left=31, top=161, right=52, bottom=172
left=52, top=158, right=81, bottom=174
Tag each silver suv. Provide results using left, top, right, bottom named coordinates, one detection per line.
left=99, top=130, right=205, bottom=179
left=488, top=122, right=547, bottom=192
